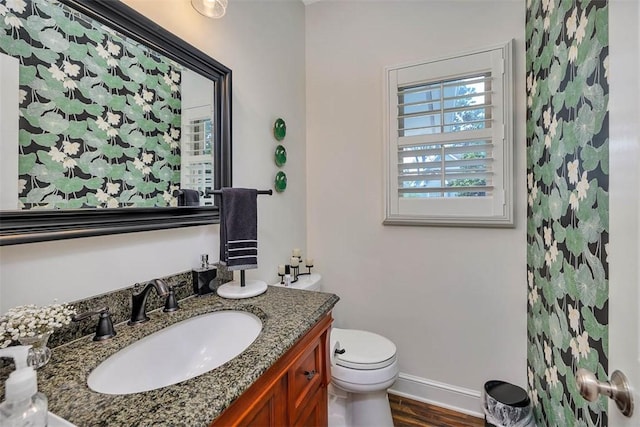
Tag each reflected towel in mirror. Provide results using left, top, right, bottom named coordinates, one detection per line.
left=177, top=189, right=201, bottom=206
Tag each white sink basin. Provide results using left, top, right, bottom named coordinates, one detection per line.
left=88, top=310, right=262, bottom=395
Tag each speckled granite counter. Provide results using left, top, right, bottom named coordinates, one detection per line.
left=27, top=286, right=339, bottom=426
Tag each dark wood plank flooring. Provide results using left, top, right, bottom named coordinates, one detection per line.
left=390, top=393, right=485, bottom=427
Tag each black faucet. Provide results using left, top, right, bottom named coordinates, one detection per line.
left=128, top=279, right=171, bottom=325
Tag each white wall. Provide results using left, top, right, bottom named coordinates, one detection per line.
left=0, top=0, right=307, bottom=311
left=305, top=0, right=526, bottom=414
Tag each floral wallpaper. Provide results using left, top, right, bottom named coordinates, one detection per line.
left=526, top=0, right=609, bottom=425
left=1, top=0, right=182, bottom=209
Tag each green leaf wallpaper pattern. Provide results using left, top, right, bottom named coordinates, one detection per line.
left=526, top=0, right=609, bottom=426
left=1, top=0, right=182, bottom=209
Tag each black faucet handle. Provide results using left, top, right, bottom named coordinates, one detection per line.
left=162, top=280, right=189, bottom=312
left=73, top=306, right=117, bottom=341
left=163, top=287, right=179, bottom=312
left=73, top=305, right=109, bottom=322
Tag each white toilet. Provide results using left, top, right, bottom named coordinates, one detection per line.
left=273, top=273, right=399, bottom=427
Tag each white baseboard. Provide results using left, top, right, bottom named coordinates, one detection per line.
left=388, top=373, right=484, bottom=418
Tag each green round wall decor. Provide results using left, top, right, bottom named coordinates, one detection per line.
left=273, top=118, right=286, bottom=141
left=274, top=145, right=287, bottom=167
left=275, top=171, right=287, bottom=192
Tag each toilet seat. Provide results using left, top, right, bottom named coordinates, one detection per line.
left=331, top=328, right=397, bottom=370
left=331, top=358, right=399, bottom=393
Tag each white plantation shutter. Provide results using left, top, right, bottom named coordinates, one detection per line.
left=384, top=41, right=514, bottom=226
left=397, top=136, right=494, bottom=197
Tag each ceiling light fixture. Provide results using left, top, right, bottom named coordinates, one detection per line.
left=191, top=0, right=228, bottom=19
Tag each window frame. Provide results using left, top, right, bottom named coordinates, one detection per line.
left=383, top=41, right=515, bottom=227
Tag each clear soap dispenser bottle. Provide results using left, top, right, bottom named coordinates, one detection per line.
left=0, top=345, right=48, bottom=427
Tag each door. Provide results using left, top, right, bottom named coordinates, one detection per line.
left=608, top=0, right=639, bottom=425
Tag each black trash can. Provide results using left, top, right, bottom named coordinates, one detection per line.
left=483, top=380, right=534, bottom=427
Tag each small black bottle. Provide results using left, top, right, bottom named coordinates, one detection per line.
left=192, top=254, right=217, bottom=296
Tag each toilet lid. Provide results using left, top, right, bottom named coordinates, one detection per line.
left=331, top=328, right=397, bottom=370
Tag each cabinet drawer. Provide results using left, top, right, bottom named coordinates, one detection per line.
left=288, top=336, right=324, bottom=422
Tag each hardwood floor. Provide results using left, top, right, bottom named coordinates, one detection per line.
left=389, top=394, right=485, bottom=427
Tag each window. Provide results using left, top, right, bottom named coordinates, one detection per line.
left=384, top=41, right=514, bottom=227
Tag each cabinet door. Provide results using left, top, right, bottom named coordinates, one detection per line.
left=238, top=377, right=286, bottom=427
left=212, top=376, right=286, bottom=427
left=293, top=386, right=328, bottom=427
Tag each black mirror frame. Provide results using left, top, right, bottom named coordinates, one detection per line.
left=0, top=0, right=232, bottom=246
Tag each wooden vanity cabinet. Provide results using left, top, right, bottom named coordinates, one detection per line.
left=211, top=313, right=332, bottom=427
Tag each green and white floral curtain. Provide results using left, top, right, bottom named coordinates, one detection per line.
left=526, top=0, right=609, bottom=425
left=1, top=0, right=182, bottom=209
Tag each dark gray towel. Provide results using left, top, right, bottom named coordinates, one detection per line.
left=219, top=188, right=258, bottom=271
left=177, top=189, right=200, bottom=206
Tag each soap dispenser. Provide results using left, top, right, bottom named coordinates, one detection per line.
left=0, top=345, right=48, bottom=427
left=192, top=254, right=218, bottom=295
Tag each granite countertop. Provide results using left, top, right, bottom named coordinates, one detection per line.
left=30, top=286, right=339, bottom=426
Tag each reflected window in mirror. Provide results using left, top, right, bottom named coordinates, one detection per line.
left=180, top=69, right=215, bottom=206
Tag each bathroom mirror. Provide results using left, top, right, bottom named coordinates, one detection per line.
left=0, top=0, right=232, bottom=245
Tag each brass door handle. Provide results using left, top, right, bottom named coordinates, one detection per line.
left=576, top=368, right=634, bottom=417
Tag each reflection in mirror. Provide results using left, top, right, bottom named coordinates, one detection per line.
left=0, top=0, right=232, bottom=245
left=180, top=70, right=215, bottom=206
left=0, top=0, right=216, bottom=210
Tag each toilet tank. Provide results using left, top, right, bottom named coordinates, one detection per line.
left=296, top=273, right=322, bottom=291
